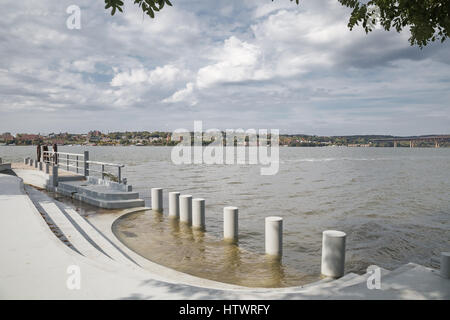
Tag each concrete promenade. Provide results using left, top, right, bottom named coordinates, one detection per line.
left=0, top=171, right=449, bottom=299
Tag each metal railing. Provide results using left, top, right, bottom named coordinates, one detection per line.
left=86, top=160, right=124, bottom=183
left=42, top=151, right=85, bottom=174
left=41, top=151, right=124, bottom=183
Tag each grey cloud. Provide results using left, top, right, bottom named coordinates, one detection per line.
left=0, top=0, right=449, bottom=136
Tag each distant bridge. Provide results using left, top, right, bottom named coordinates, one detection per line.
left=371, top=135, right=450, bottom=148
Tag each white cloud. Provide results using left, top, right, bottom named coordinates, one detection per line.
left=196, top=36, right=270, bottom=89
left=71, top=59, right=97, bottom=73
left=111, top=65, right=187, bottom=87
left=162, top=82, right=197, bottom=106
left=0, top=0, right=449, bottom=135
left=252, top=1, right=294, bottom=19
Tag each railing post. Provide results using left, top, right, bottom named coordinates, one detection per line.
left=76, top=156, right=79, bottom=174
left=66, top=154, right=69, bottom=171
left=83, top=151, right=89, bottom=177
left=51, top=165, right=59, bottom=187
left=118, top=167, right=121, bottom=183
left=101, top=164, right=105, bottom=179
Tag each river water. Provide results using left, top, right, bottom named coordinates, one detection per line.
left=2, top=146, right=449, bottom=287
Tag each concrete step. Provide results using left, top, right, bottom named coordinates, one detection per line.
left=60, top=205, right=138, bottom=267
left=305, top=273, right=364, bottom=291
left=270, top=273, right=367, bottom=295
left=82, top=187, right=140, bottom=201
left=336, top=263, right=449, bottom=299
left=58, top=175, right=85, bottom=182
left=72, top=192, right=145, bottom=209
left=58, top=181, right=141, bottom=201
left=25, top=186, right=138, bottom=267
left=380, top=263, right=418, bottom=279
left=38, top=201, right=112, bottom=265
left=26, top=186, right=112, bottom=263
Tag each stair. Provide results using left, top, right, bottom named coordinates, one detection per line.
left=56, top=180, right=145, bottom=209
left=25, top=185, right=138, bottom=267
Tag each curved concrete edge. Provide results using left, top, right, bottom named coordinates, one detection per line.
left=10, top=169, right=243, bottom=290
left=105, top=209, right=336, bottom=293
left=2, top=172, right=448, bottom=300
left=0, top=173, right=238, bottom=299
left=14, top=178, right=394, bottom=294
left=89, top=207, right=245, bottom=290
left=6, top=172, right=325, bottom=294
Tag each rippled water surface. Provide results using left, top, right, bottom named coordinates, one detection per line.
left=2, top=146, right=449, bottom=287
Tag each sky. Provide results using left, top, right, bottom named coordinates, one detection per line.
left=0, top=0, right=449, bottom=136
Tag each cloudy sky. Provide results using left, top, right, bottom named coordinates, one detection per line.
left=1, top=0, right=449, bottom=136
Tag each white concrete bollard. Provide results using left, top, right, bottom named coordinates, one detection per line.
left=45, top=163, right=50, bottom=174
left=192, top=198, right=206, bottom=230
left=321, top=230, right=346, bottom=278
left=169, top=192, right=180, bottom=218
left=151, top=188, right=163, bottom=212
left=224, top=206, right=239, bottom=243
left=441, top=252, right=450, bottom=279
left=180, top=195, right=192, bottom=225
left=265, top=216, right=283, bottom=257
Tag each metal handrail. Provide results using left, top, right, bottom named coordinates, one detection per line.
left=43, top=151, right=84, bottom=157
left=85, top=160, right=123, bottom=182
left=86, top=160, right=124, bottom=168
left=39, top=150, right=124, bottom=183
left=42, top=151, right=84, bottom=174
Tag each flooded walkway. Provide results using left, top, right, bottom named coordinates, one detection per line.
left=113, top=210, right=318, bottom=288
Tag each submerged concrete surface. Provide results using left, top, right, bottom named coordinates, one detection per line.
left=0, top=172, right=449, bottom=299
